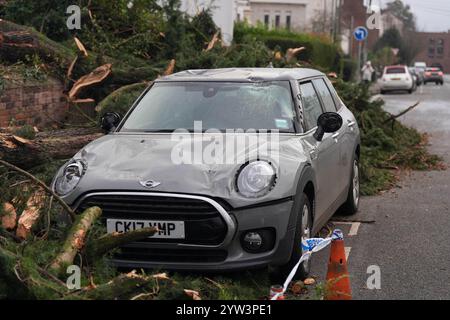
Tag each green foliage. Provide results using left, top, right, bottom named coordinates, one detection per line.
left=12, top=125, right=37, bottom=140
left=95, top=82, right=149, bottom=119
left=386, top=0, right=416, bottom=32
left=234, top=22, right=341, bottom=71
left=334, top=80, right=442, bottom=195
left=2, top=0, right=74, bottom=41
left=176, top=36, right=273, bottom=70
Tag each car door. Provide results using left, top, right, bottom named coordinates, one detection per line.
left=312, top=78, right=349, bottom=197
left=298, top=81, right=341, bottom=219
left=323, top=77, right=359, bottom=194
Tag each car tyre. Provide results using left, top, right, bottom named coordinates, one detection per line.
left=339, top=155, right=360, bottom=216
left=269, top=192, right=312, bottom=283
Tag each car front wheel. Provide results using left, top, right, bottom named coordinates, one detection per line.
left=269, top=193, right=312, bottom=283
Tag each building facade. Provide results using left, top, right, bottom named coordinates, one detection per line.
left=244, top=0, right=336, bottom=33
left=414, top=32, right=450, bottom=72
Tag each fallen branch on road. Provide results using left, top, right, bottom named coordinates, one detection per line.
left=383, top=101, right=421, bottom=125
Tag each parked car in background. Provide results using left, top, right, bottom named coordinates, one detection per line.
left=424, top=67, right=444, bottom=85
left=52, top=68, right=361, bottom=280
left=430, top=63, right=444, bottom=73
left=409, top=67, right=423, bottom=86
left=380, top=65, right=415, bottom=94
left=414, top=62, right=426, bottom=78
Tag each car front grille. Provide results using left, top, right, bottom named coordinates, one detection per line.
left=116, top=246, right=228, bottom=263
left=76, top=194, right=229, bottom=246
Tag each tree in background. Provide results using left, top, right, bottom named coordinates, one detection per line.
left=385, top=0, right=416, bottom=32
left=372, top=0, right=420, bottom=66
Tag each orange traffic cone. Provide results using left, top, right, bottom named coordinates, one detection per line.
left=325, top=230, right=352, bottom=300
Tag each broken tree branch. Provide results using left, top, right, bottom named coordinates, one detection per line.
left=0, top=128, right=103, bottom=169
left=69, top=64, right=112, bottom=100
left=49, top=206, right=102, bottom=274
left=67, top=270, right=152, bottom=300
left=0, top=160, right=76, bottom=222
left=383, top=101, right=421, bottom=124
left=16, top=190, right=46, bottom=239
left=86, top=227, right=158, bottom=261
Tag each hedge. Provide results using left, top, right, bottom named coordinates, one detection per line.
left=234, top=23, right=341, bottom=71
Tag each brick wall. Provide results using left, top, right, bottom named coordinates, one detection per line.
left=414, top=32, right=450, bottom=73
left=0, top=79, right=68, bottom=127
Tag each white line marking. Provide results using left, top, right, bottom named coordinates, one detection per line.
left=348, top=222, right=361, bottom=236
left=344, top=247, right=351, bottom=261
left=332, top=221, right=361, bottom=236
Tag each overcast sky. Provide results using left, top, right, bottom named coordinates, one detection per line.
left=379, top=0, right=450, bottom=32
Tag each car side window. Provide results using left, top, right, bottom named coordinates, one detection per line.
left=313, top=79, right=337, bottom=113
left=299, top=82, right=324, bottom=131
left=323, top=78, right=342, bottom=110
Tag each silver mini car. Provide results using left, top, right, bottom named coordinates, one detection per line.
left=53, top=68, right=360, bottom=279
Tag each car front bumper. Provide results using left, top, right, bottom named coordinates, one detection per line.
left=73, top=192, right=296, bottom=271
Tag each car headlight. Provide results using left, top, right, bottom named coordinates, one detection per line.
left=237, top=161, right=276, bottom=198
left=54, top=160, right=87, bottom=196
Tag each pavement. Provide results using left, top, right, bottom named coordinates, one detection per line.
left=310, top=76, right=450, bottom=300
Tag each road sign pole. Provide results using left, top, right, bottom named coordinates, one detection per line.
left=353, top=26, right=368, bottom=82
left=357, top=41, right=362, bottom=82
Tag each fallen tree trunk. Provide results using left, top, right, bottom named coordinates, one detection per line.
left=50, top=206, right=102, bottom=274
left=0, top=128, right=103, bottom=169
left=0, top=19, right=76, bottom=66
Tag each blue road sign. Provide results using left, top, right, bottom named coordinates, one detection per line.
left=354, top=26, right=369, bottom=42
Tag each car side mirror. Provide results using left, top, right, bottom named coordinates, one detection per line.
left=313, top=112, right=343, bottom=142
left=100, top=112, right=122, bottom=133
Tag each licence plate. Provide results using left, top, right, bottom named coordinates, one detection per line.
left=392, top=78, right=401, bottom=80
left=107, top=219, right=185, bottom=239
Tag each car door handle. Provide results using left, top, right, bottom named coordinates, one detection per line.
left=310, top=148, right=318, bottom=160
left=332, top=132, right=340, bottom=142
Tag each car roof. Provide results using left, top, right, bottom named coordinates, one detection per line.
left=385, top=65, right=406, bottom=69
left=156, top=68, right=325, bottom=82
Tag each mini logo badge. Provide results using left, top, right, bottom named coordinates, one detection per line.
left=139, top=180, right=161, bottom=188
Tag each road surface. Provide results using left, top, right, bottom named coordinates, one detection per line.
left=311, top=76, right=450, bottom=300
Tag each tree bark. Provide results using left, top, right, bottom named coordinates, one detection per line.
left=49, top=207, right=102, bottom=274
left=86, top=227, right=158, bottom=261
left=69, top=64, right=112, bottom=100
left=0, top=128, right=103, bottom=169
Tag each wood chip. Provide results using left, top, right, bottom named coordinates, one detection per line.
left=16, top=190, right=46, bottom=239
left=304, top=278, right=316, bottom=286
left=1, top=202, right=17, bottom=230
left=184, top=289, right=201, bottom=300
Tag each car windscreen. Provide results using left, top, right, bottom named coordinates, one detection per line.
left=120, top=81, right=296, bottom=133
left=386, top=67, right=406, bottom=74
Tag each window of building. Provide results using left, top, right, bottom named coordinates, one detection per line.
left=264, top=14, right=270, bottom=27
left=286, top=15, right=291, bottom=31
left=437, top=46, right=444, bottom=56
left=428, top=47, right=435, bottom=58
left=275, top=15, right=280, bottom=28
